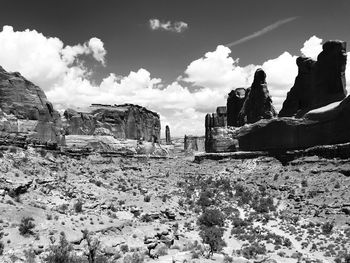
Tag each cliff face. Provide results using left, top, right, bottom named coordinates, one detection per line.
left=0, top=66, right=62, bottom=144
left=63, top=104, right=161, bottom=142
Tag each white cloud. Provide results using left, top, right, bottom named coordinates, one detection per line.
left=301, top=35, right=323, bottom=60
left=0, top=26, right=348, bottom=137
left=149, top=18, right=188, bottom=33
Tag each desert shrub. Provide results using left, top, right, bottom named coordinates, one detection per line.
left=82, top=229, right=102, bottom=263
left=120, top=244, right=129, bottom=253
left=301, top=179, right=308, bottom=187
left=322, top=221, right=334, bottom=235
left=156, top=244, right=168, bottom=256
left=197, top=208, right=225, bottom=228
left=44, top=232, right=80, bottom=263
left=123, top=252, right=144, bottom=263
left=199, top=226, right=226, bottom=254
left=196, top=190, right=215, bottom=208
left=241, top=242, right=266, bottom=259
left=143, top=195, right=151, bottom=202
left=0, top=241, right=4, bottom=255
left=74, top=200, right=83, bottom=213
left=19, top=217, right=36, bottom=236
left=223, top=255, right=233, bottom=262
left=24, top=249, right=36, bottom=263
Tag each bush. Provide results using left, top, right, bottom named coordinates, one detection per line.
left=199, top=226, right=226, bottom=254
left=19, top=217, right=36, bottom=236
left=198, top=208, right=225, bottom=228
left=123, top=252, right=144, bottom=263
left=0, top=241, right=4, bottom=255
left=44, top=232, right=79, bottom=263
left=74, top=200, right=83, bottom=213
left=143, top=195, right=151, bottom=202
left=120, top=244, right=129, bottom=253
left=322, top=222, right=334, bottom=235
left=241, top=242, right=266, bottom=259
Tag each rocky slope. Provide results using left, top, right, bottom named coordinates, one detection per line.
left=0, top=147, right=349, bottom=263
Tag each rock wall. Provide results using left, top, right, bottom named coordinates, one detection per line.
left=0, top=66, right=62, bottom=145
left=184, top=135, right=205, bottom=152
left=227, top=87, right=246, bottom=127
left=205, top=40, right=349, bottom=153
left=279, top=40, right=347, bottom=117
left=63, top=104, right=161, bottom=142
left=205, top=106, right=227, bottom=152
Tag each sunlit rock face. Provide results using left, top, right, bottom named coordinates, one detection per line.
left=279, top=40, right=347, bottom=117
left=63, top=104, right=161, bottom=142
left=0, top=66, right=62, bottom=144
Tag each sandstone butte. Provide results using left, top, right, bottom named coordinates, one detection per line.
left=205, top=40, right=350, bottom=153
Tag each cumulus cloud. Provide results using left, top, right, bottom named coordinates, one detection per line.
left=0, top=26, right=348, bottom=137
left=149, top=18, right=188, bottom=33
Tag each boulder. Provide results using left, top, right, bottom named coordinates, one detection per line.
left=63, top=104, right=160, bottom=142
left=227, top=87, right=246, bottom=127
left=279, top=40, right=347, bottom=117
left=238, top=68, right=277, bottom=124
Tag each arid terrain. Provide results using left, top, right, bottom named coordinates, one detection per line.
left=0, top=146, right=349, bottom=263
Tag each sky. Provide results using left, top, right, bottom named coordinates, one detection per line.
left=0, top=0, right=350, bottom=137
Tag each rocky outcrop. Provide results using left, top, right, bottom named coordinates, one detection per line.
left=63, top=104, right=161, bottom=142
left=279, top=40, right=347, bottom=117
left=227, top=87, right=246, bottom=127
left=0, top=66, right=62, bottom=145
left=238, top=68, right=277, bottom=124
left=205, top=106, right=227, bottom=152
left=184, top=135, right=205, bottom=152
left=165, top=125, right=171, bottom=145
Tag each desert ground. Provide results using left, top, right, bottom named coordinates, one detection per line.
left=0, top=145, right=349, bottom=263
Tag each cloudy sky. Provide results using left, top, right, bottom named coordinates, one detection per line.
left=0, top=0, right=350, bottom=137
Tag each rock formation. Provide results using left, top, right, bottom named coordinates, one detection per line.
left=0, top=66, right=62, bottom=145
left=238, top=68, right=277, bottom=124
left=279, top=40, right=347, bottom=117
left=205, top=40, right=349, bottom=153
left=205, top=106, right=227, bottom=152
left=165, top=125, right=171, bottom=145
left=184, top=135, right=205, bottom=152
left=63, top=104, right=161, bottom=142
left=227, top=87, right=246, bottom=127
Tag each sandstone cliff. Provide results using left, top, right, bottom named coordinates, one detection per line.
left=63, top=104, right=161, bottom=142
left=0, top=66, right=62, bottom=145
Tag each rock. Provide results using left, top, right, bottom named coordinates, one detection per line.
left=227, top=87, right=247, bottom=127
left=238, top=68, right=277, bottom=124
left=279, top=40, right=347, bottom=117
left=235, top=95, right=350, bottom=151
left=165, top=125, right=171, bottom=145
left=63, top=104, right=160, bottom=142
left=184, top=135, right=205, bottom=152
left=0, top=66, right=62, bottom=145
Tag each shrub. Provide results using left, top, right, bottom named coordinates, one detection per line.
left=199, top=226, right=226, bottom=254
left=120, top=244, right=129, bottom=253
left=44, top=232, right=78, bottom=263
left=197, top=190, right=215, bottom=208
left=19, top=217, right=36, bottom=236
left=73, top=200, right=83, bottom=213
left=123, top=252, right=144, bottom=263
left=197, top=208, right=225, bottom=228
left=241, top=242, right=266, bottom=259
left=322, top=222, right=334, bottom=235
left=143, top=195, right=151, bottom=202
left=24, top=249, right=36, bottom=263
left=0, top=241, right=4, bottom=255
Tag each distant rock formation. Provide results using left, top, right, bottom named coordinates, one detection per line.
left=184, top=135, right=205, bottom=152
left=279, top=40, right=347, bottom=117
left=205, top=106, right=227, bottom=152
left=205, top=40, right=350, bottom=153
left=227, top=87, right=246, bottom=127
left=238, top=68, right=277, bottom=124
left=63, top=104, right=161, bottom=142
left=0, top=66, right=62, bottom=144
left=165, top=125, right=171, bottom=145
